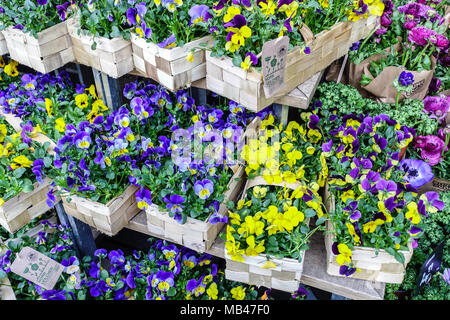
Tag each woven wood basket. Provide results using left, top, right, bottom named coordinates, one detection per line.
left=61, top=184, right=140, bottom=236
left=0, top=178, right=55, bottom=234
left=67, top=17, right=134, bottom=79
left=131, top=34, right=213, bottom=91
left=323, top=184, right=413, bottom=284
left=2, top=21, right=74, bottom=74
left=206, top=16, right=379, bottom=112
left=225, top=175, right=311, bottom=292
left=146, top=165, right=246, bottom=253
left=0, top=31, right=8, bottom=56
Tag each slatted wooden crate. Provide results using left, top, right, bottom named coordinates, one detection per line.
left=0, top=178, right=55, bottom=234
left=2, top=21, right=74, bottom=74
left=131, top=34, right=213, bottom=91
left=146, top=165, right=245, bottom=253
left=224, top=174, right=313, bottom=292
left=225, top=251, right=305, bottom=293
left=324, top=184, right=413, bottom=284
left=206, top=16, right=379, bottom=112
left=0, top=31, right=8, bottom=56
left=61, top=184, right=140, bottom=236
left=67, top=17, right=133, bottom=79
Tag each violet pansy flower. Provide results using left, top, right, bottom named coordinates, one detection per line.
left=399, top=158, right=434, bottom=188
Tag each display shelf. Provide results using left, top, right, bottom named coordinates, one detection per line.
left=126, top=210, right=385, bottom=300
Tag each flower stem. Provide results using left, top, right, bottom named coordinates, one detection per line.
left=395, top=90, right=402, bottom=108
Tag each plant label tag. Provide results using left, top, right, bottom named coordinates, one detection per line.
left=262, top=36, right=289, bottom=99
left=10, top=247, right=63, bottom=290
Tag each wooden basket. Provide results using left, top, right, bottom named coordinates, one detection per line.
left=61, top=184, right=140, bottom=236
left=131, top=34, right=213, bottom=91
left=67, top=17, right=133, bottom=79
left=224, top=175, right=312, bottom=292
left=0, top=178, right=55, bottom=234
left=2, top=21, right=74, bottom=74
left=225, top=251, right=305, bottom=293
left=206, top=16, right=379, bottom=112
left=324, top=184, right=413, bottom=284
left=146, top=165, right=245, bottom=252
left=0, top=31, right=8, bottom=56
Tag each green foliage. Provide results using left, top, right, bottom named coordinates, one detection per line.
left=315, top=81, right=438, bottom=136
left=385, top=192, right=450, bottom=300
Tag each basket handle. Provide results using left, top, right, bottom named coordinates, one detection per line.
left=240, top=176, right=305, bottom=200
left=299, top=23, right=315, bottom=43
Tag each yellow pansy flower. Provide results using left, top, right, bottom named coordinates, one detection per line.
left=346, top=223, right=361, bottom=245
left=245, top=236, right=265, bottom=256
left=75, top=93, right=89, bottom=109
left=230, top=286, right=246, bottom=300
left=259, top=0, right=276, bottom=16
left=229, top=211, right=242, bottom=225
left=55, top=117, right=66, bottom=133
left=336, top=243, right=352, bottom=265
left=252, top=186, right=267, bottom=199
left=237, top=216, right=265, bottom=237
left=405, top=202, right=421, bottom=224
left=341, top=190, right=356, bottom=203
left=10, top=155, right=33, bottom=169
left=207, top=283, right=218, bottom=300
left=224, top=6, right=240, bottom=23
left=45, top=98, right=53, bottom=118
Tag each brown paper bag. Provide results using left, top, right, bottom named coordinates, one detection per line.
left=361, top=55, right=436, bottom=104
left=348, top=42, right=403, bottom=98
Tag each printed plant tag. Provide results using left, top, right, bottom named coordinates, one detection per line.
left=10, top=246, right=63, bottom=290
left=262, top=36, right=290, bottom=98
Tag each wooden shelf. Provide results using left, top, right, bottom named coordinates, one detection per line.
left=126, top=211, right=385, bottom=300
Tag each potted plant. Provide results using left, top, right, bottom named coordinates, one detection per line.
left=0, top=118, right=55, bottom=233
left=129, top=0, right=215, bottom=90
left=323, top=114, right=442, bottom=283
left=51, top=101, right=141, bottom=236
left=67, top=0, right=135, bottom=78
left=130, top=91, right=255, bottom=252
left=0, top=0, right=76, bottom=73
left=224, top=112, right=327, bottom=291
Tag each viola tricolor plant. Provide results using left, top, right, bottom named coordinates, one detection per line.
left=127, top=0, right=215, bottom=49
left=0, top=224, right=286, bottom=300
left=0, top=118, right=53, bottom=207
left=131, top=90, right=264, bottom=224
left=323, top=114, right=444, bottom=276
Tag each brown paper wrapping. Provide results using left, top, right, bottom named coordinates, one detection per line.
left=360, top=54, right=436, bottom=104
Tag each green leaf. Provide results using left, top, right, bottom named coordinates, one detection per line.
left=315, top=217, right=327, bottom=225
left=22, top=184, right=34, bottom=193
left=167, top=287, right=177, bottom=297
left=0, top=269, right=7, bottom=279
left=100, top=269, right=109, bottom=280
left=13, top=167, right=26, bottom=179
left=304, top=209, right=316, bottom=218
left=232, top=55, right=243, bottom=68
